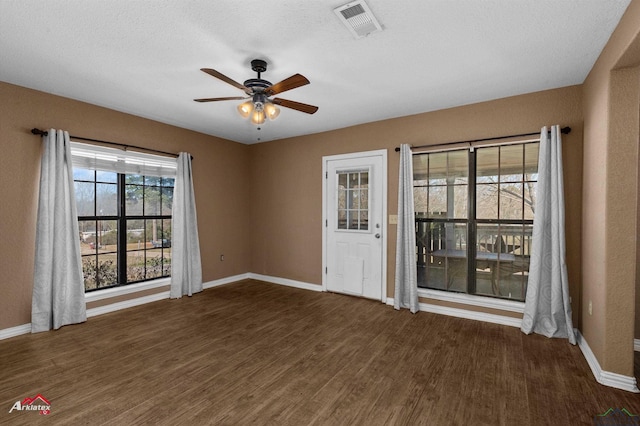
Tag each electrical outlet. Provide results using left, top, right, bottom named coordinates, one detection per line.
left=389, top=215, right=398, bottom=225
left=588, top=300, right=592, bottom=315
left=220, top=254, right=224, bottom=261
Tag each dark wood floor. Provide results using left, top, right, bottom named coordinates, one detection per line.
left=1, top=280, right=639, bottom=425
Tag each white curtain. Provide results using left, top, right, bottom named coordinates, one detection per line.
left=170, top=153, right=203, bottom=298
left=395, top=144, right=420, bottom=313
left=32, top=129, right=87, bottom=332
left=521, top=126, right=576, bottom=344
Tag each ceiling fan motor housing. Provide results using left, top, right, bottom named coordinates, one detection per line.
left=244, top=78, right=272, bottom=92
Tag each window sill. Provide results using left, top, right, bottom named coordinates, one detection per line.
left=417, top=288, right=525, bottom=313
left=85, top=277, right=171, bottom=303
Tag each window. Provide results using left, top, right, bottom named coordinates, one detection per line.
left=413, top=142, right=538, bottom=301
left=71, top=142, right=176, bottom=291
left=337, top=170, right=369, bottom=230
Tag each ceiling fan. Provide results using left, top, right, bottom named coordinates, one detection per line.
left=194, top=59, right=318, bottom=125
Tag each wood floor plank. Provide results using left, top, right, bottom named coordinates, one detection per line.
left=1, top=280, right=639, bottom=425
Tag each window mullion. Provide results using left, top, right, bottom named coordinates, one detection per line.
left=467, top=149, right=477, bottom=295
left=117, top=174, right=127, bottom=286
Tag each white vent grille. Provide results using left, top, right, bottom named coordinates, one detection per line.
left=334, top=1, right=382, bottom=39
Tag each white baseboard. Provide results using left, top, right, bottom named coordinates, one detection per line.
left=248, top=273, right=323, bottom=292
left=576, top=330, right=639, bottom=393
left=86, top=291, right=170, bottom=318
left=386, top=297, right=522, bottom=328
left=0, top=323, right=32, bottom=340
left=204, top=273, right=251, bottom=289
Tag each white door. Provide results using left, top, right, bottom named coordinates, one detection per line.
left=323, top=150, right=387, bottom=302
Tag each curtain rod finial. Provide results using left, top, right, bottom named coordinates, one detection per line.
left=31, top=128, right=48, bottom=136
left=560, top=126, right=571, bottom=134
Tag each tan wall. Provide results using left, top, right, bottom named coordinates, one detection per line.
left=0, top=82, right=251, bottom=330
left=0, top=77, right=587, bottom=342
left=248, top=86, right=584, bottom=321
left=582, top=0, right=640, bottom=375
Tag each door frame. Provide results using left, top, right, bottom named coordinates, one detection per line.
left=322, top=149, right=388, bottom=302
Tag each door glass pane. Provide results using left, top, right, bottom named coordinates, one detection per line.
left=338, top=209, right=347, bottom=229
left=338, top=173, right=347, bottom=188
left=359, top=211, right=369, bottom=231
left=360, top=189, right=369, bottom=210
left=336, top=170, right=369, bottom=231
left=350, top=188, right=360, bottom=209
left=348, top=210, right=359, bottom=229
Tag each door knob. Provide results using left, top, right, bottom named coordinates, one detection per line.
left=375, top=233, right=381, bottom=239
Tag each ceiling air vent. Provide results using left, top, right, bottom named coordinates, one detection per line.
left=334, top=1, right=382, bottom=40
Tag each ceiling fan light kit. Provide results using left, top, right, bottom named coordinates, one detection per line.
left=195, top=59, right=317, bottom=126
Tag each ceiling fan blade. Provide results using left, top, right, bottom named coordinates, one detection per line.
left=263, top=74, right=310, bottom=96
left=201, top=68, right=251, bottom=94
left=194, top=96, right=247, bottom=102
left=272, top=98, right=319, bottom=114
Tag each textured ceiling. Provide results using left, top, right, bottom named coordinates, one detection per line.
left=0, top=0, right=631, bottom=144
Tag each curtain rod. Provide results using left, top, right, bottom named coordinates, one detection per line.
left=394, top=126, right=571, bottom=152
left=30, top=128, right=183, bottom=159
